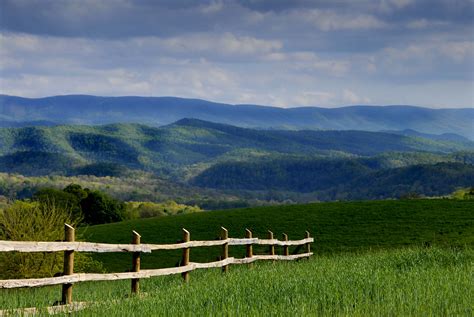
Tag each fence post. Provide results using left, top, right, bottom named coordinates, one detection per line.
left=305, top=231, right=311, bottom=255
left=131, top=230, right=141, bottom=294
left=245, top=229, right=253, bottom=268
left=268, top=230, right=275, bottom=256
left=221, top=227, right=229, bottom=273
left=283, top=233, right=289, bottom=256
left=61, top=224, right=75, bottom=305
left=182, top=229, right=190, bottom=283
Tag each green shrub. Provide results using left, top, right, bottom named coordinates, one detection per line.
left=124, top=201, right=201, bottom=220
left=0, top=200, right=104, bottom=279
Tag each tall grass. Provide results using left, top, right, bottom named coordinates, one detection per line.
left=1, top=247, right=472, bottom=316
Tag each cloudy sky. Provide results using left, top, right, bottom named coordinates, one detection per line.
left=0, top=0, right=473, bottom=108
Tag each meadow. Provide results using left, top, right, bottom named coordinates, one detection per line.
left=1, top=199, right=473, bottom=315
left=83, top=199, right=474, bottom=271
left=0, top=247, right=472, bottom=316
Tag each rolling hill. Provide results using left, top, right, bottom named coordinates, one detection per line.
left=0, top=119, right=472, bottom=202
left=0, top=119, right=472, bottom=177
left=193, top=160, right=474, bottom=199
left=1, top=94, right=473, bottom=139
left=83, top=199, right=474, bottom=271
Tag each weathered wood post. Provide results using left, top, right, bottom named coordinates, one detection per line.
left=182, top=229, right=190, bottom=283
left=131, top=230, right=141, bottom=294
left=305, top=231, right=311, bottom=255
left=221, top=227, right=229, bottom=273
left=283, top=233, right=289, bottom=256
left=268, top=230, right=275, bottom=256
left=61, top=224, right=75, bottom=305
left=245, top=229, right=253, bottom=267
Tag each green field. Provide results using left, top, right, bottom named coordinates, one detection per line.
left=83, top=199, right=474, bottom=272
left=1, top=199, right=473, bottom=315
left=1, top=248, right=472, bottom=316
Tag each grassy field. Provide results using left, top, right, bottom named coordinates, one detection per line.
left=83, top=199, right=474, bottom=272
left=1, top=199, right=473, bottom=315
left=0, top=247, right=472, bottom=316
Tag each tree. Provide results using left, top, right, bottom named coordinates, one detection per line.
left=32, top=187, right=83, bottom=219
left=63, top=183, right=89, bottom=201
left=80, top=190, right=125, bottom=225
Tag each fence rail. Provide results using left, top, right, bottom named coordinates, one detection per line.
left=0, top=237, right=313, bottom=253
left=0, top=224, right=313, bottom=306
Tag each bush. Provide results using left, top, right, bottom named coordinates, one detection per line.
left=0, top=200, right=104, bottom=279
left=123, top=201, right=201, bottom=220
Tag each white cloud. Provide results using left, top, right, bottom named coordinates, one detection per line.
left=159, top=33, right=282, bottom=57
left=261, top=51, right=351, bottom=77
left=379, top=39, right=474, bottom=77
left=296, top=9, right=386, bottom=31
left=342, top=89, right=371, bottom=104
left=291, top=91, right=335, bottom=107
left=406, top=19, right=449, bottom=29
left=0, top=28, right=472, bottom=109
left=387, top=0, right=413, bottom=9
left=200, top=1, right=224, bottom=14
left=438, top=41, right=473, bottom=63
left=378, top=0, right=413, bottom=13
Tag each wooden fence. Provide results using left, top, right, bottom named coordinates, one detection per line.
left=0, top=224, right=313, bottom=305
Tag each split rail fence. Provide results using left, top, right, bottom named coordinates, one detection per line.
left=0, top=224, right=313, bottom=305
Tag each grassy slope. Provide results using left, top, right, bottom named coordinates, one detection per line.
left=1, top=248, right=472, bottom=315
left=83, top=199, right=474, bottom=272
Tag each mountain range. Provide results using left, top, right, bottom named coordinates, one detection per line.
left=1, top=95, right=473, bottom=139
left=0, top=118, right=472, bottom=177
left=0, top=94, right=473, bottom=202
left=0, top=118, right=472, bottom=201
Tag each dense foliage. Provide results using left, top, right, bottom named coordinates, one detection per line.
left=193, top=159, right=474, bottom=199
left=0, top=200, right=103, bottom=279
left=0, top=120, right=472, bottom=178
left=0, top=121, right=472, bottom=205
left=32, top=184, right=125, bottom=225
left=0, top=173, right=249, bottom=210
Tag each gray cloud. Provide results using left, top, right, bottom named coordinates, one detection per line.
left=0, top=0, right=473, bottom=108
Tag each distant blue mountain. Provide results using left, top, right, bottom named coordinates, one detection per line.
left=383, top=129, right=471, bottom=143
left=1, top=94, right=473, bottom=139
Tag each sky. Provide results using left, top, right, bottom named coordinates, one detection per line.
left=0, top=0, right=473, bottom=108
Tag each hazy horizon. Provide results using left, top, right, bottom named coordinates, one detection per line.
left=1, top=93, right=473, bottom=110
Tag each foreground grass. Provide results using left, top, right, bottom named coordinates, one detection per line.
left=84, top=199, right=474, bottom=271
left=1, top=247, right=473, bottom=316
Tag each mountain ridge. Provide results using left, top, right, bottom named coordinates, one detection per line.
left=1, top=94, right=473, bottom=139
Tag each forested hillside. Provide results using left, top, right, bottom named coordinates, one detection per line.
left=0, top=119, right=472, bottom=177
left=0, top=119, right=472, bottom=204
left=192, top=159, right=474, bottom=199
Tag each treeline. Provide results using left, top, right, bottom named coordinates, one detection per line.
left=0, top=184, right=202, bottom=226
left=193, top=159, right=474, bottom=200
left=0, top=151, right=129, bottom=177
left=0, top=172, right=248, bottom=210
left=33, top=184, right=125, bottom=224
left=193, top=158, right=375, bottom=192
